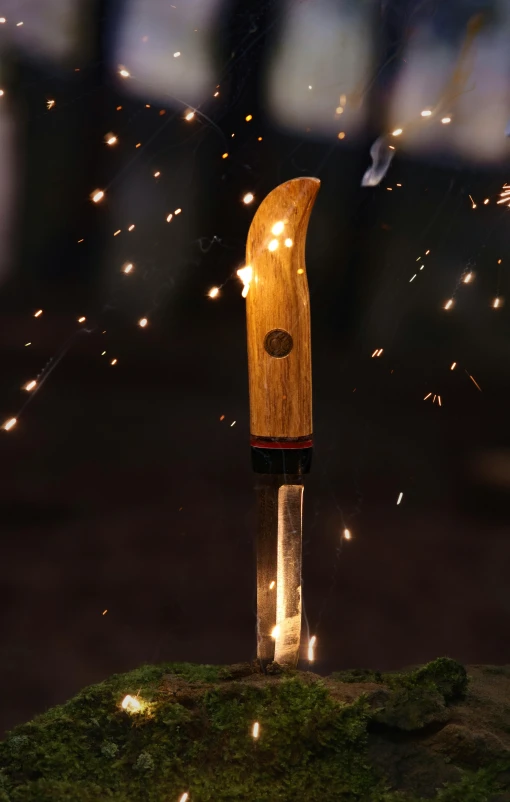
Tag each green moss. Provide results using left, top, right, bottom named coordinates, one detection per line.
left=0, top=658, right=501, bottom=801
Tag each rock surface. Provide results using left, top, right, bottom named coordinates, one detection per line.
left=0, top=658, right=510, bottom=800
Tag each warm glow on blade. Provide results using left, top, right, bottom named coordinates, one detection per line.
left=308, top=635, right=317, bottom=662
left=271, top=221, right=285, bottom=236
left=271, top=625, right=280, bottom=639
left=121, top=695, right=141, bottom=713
left=274, top=484, right=303, bottom=667
left=285, top=238, right=293, bottom=248
left=3, top=418, right=17, bottom=431
left=252, top=721, right=260, bottom=739
left=268, top=239, right=279, bottom=251
left=269, top=580, right=275, bottom=590
left=237, top=265, right=253, bottom=297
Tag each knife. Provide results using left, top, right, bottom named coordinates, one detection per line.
left=243, top=176, right=320, bottom=669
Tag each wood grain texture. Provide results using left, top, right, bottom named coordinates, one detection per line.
left=245, top=177, right=320, bottom=439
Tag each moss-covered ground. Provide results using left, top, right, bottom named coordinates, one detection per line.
left=0, top=657, right=509, bottom=801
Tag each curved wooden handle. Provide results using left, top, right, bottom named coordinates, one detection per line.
left=245, top=177, right=320, bottom=441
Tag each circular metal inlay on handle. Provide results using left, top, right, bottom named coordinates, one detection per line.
left=264, top=328, right=293, bottom=358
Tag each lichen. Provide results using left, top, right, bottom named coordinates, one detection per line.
left=0, top=657, right=505, bottom=801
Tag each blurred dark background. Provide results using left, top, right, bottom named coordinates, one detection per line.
left=0, top=0, right=510, bottom=736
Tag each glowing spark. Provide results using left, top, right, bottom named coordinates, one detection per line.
left=119, top=68, right=130, bottom=78
left=78, top=316, right=86, bottom=323
left=377, top=349, right=383, bottom=356
left=468, top=373, right=482, bottom=392
left=285, top=238, right=293, bottom=248
left=463, top=272, right=474, bottom=283
left=34, top=309, right=43, bottom=318
left=0, top=18, right=5, bottom=23
left=425, top=250, right=430, bottom=255
left=271, top=221, right=285, bottom=236
left=340, top=94, right=347, bottom=105
left=252, top=721, right=260, bottom=739
left=173, top=51, right=181, bottom=57
left=154, top=171, right=161, bottom=178
left=179, top=795, right=189, bottom=802
left=258, top=136, right=263, bottom=141
left=101, top=351, right=106, bottom=356
left=493, top=297, right=502, bottom=308
left=441, top=117, right=451, bottom=124
left=444, top=299, right=454, bottom=310
left=166, top=214, right=173, bottom=223
left=371, top=349, right=378, bottom=357
left=91, top=189, right=105, bottom=203
left=335, top=106, right=344, bottom=114
left=450, top=362, right=457, bottom=370
left=47, top=99, right=55, bottom=109
left=397, top=492, right=403, bottom=505
left=424, top=392, right=432, bottom=400
left=297, top=268, right=304, bottom=274
left=3, top=418, right=17, bottom=431
left=308, top=85, right=312, bottom=89
left=213, top=91, right=219, bottom=97
left=271, top=625, right=280, bottom=639
left=409, top=274, right=417, bottom=282
left=230, top=421, right=236, bottom=427
left=219, top=415, right=225, bottom=421
left=484, top=198, right=489, bottom=205
left=111, top=358, right=118, bottom=366
left=138, top=318, right=148, bottom=328
left=387, top=187, right=393, bottom=191
left=185, top=111, right=195, bottom=121
left=105, top=133, right=117, bottom=145
left=496, top=197, right=510, bottom=204
left=269, top=580, right=275, bottom=590
left=135, top=142, right=141, bottom=148
left=16, top=21, right=23, bottom=26
left=438, top=396, right=442, bottom=406
left=469, top=195, right=476, bottom=209
left=337, top=132, right=345, bottom=140
left=114, top=230, right=121, bottom=236
left=24, top=380, right=37, bottom=392
left=25, top=342, right=31, bottom=347
left=222, top=152, right=229, bottom=159
left=121, top=695, right=141, bottom=713
left=243, top=193, right=254, bottom=204
left=421, top=109, right=432, bottom=117
left=268, top=239, right=279, bottom=251
left=308, top=635, right=317, bottom=662
left=237, top=265, right=253, bottom=297
left=392, top=128, right=403, bottom=136
left=128, top=224, right=135, bottom=231
left=343, top=529, right=352, bottom=541
left=102, top=609, right=107, bottom=615
left=245, top=114, right=253, bottom=122
left=174, top=208, right=182, bottom=215
left=123, top=263, right=133, bottom=274
left=208, top=287, right=220, bottom=298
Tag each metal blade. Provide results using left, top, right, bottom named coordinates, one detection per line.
left=256, top=477, right=279, bottom=666
left=274, top=484, right=303, bottom=668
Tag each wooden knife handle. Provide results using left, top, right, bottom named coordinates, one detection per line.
left=245, top=177, right=320, bottom=444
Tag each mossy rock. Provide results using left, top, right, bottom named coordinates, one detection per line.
left=0, top=658, right=509, bottom=801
